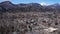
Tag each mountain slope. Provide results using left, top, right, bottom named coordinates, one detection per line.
left=0, top=1, right=60, bottom=13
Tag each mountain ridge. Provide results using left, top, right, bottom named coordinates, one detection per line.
left=0, top=1, right=60, bottom=13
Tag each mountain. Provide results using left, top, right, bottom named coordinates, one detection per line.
left=47, top=3, right=60, bottom=9
left=0, top=1, right=15, bottom=8
left=0, top=1, right=44, bottom=12
left=45, top=3, right=60, bottom=12
left=0, top=1, right=16, bottom=12
left=0, top=1, right=60, bottom=13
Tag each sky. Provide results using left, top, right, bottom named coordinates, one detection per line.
left=0, top=0, right=60, bottom=5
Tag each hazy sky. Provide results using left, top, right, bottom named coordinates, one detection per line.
left=0, top=0, right=60, bottom=5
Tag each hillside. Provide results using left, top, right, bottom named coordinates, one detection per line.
left=0, top=1, right=60, bottom=34
left=0, top=1, right=60, bottom=13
